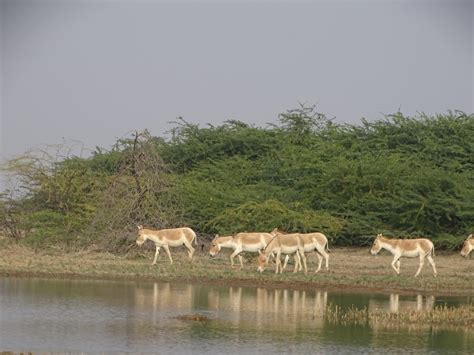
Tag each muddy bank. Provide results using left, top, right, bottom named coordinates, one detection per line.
left=0, top=269, right=448, bottom=296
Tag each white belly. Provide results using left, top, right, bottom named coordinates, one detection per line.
left=304, top=243, right=317, bottom=252
left=155, top=238, right=185, bottom=247
left=280, top=245, right=299, bottom=254
left=242, top=242, right=264, bottom=252
left=401, top=249, right=420, bottom=258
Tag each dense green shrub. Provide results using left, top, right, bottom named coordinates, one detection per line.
left=1, top=108, right=472, bottom=250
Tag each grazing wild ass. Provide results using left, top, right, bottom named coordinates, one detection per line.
left=136, top=225, right=197, bottom=265
left=209, top=232, right=274, bottom=269
left=258, top=233, right=308, bottom=274
left=271, top=228, right=330, bottom=273
left=370, top=233, right=437, bottom=277
left=460, top=234, right=473, bottom=257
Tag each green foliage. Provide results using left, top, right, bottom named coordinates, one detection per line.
left=17, top=208, right=95, bottom=248
left=1, top=107, right=472, bottom=250
left=208, top=199, right=344, bottom=237
left=161, top=118, right=283, bottom=172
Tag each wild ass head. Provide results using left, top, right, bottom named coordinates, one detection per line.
left=257, top=249, right=268, bottom=273
left=209, top=235, right=221, bottom=257
left=136, top=225, right=147, bottom=246
left=370, top=233, right=384, bottom=255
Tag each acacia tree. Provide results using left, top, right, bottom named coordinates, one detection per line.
left=277, top=103, right=334, bottom=143
left=0, top=189, right=25, bottom=240
left=89, top=130, right=183, bottom=251
left=0, top=142, right=99, bottom=245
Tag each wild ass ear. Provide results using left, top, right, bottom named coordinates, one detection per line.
left=137, top=225, right=143, bottom=230
left=468, top=234, right=473, bottom=240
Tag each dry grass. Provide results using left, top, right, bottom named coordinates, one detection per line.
left=0, top=243, right=472, bottom=296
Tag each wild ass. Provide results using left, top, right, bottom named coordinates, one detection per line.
left=271, top=228, right=330, bottom=273
left=370, top=233, right=437, bottom=277
left=460, top=234, right=473, bottom=257
left=209, top=232, right=274, bottom=269
left=258, top=233, right=308, bottom=274
left=136, top=225, right=197, bottom=265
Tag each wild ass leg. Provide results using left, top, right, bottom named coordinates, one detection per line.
left=426, top=255, right=437, bottom=277
left=183, top=239, right=195, bottom=259
left=314, top=252, right=322, bottom=273
left=163, top=245, right=173, bottom=264
left=322, top=249, right=329, bottom=270
left=293, top=252, right=301, bottom=273
left=391, top=255, right=401, bottom=275
left=282, top=255, right=290, bottom=270
left=296, top=252, right=302, bottom=272
left=238, top=255, right=244, bottom=270
left=414, top=254, right=425, bottom=277
left=276, top=251, right=282, bottom=274
left=298, top=248, right=308, bottom=274
left=230, top=247, right=242, bottom=267
left=315, top=245, right=329, bottom=271
left=152, top=245, right=161, bottom=265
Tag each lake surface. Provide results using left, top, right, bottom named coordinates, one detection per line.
left=0, top=277, right=472, bottom=353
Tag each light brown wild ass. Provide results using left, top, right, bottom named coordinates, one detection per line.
left=136, top=225, right=197, bottom=265
left=370, top=233, right=437, bottom=277
left=271, top=229, right=330, bottom=273
left=209, top=232, right=274, bottom=269
left=258, top=233, right=308, bottom=274
left=460, top=234, right=473, bottom=257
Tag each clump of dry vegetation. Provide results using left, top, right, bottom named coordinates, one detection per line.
left=174, top=314, right=210, bottom=322
left=325, top=303, right=474, bottom=331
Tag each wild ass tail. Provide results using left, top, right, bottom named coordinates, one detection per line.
left=325, top=235, right=330, bottom=253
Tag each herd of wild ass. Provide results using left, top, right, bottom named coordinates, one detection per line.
left=136, top=225, right=473, bottom=277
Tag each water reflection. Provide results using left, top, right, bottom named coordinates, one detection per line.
left=207, top=287, right=328, bottom=330
left=0, top=277, right=472, bottom=353
left=369, top=293, right=435, bottom=313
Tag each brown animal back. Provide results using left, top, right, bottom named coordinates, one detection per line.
left=393, top=238, right=433, bottom=253
left=148, top=227, right=196, bottom=243
left=300, top=232, right=327, bottom=244
left=236, top=232, right=272, bottom=244
left=277, top=233, right=300, bottom=247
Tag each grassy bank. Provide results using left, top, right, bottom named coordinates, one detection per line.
left=0, top=243, right=472, bottom=296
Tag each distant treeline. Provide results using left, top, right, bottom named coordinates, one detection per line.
left=1, top=106, right=473, bottom=251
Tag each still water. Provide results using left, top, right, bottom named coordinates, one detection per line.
left=0, top=277, right=472, bottom=353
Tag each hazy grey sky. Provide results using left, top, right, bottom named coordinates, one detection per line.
left=1, top=0, right=473, bottom=160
